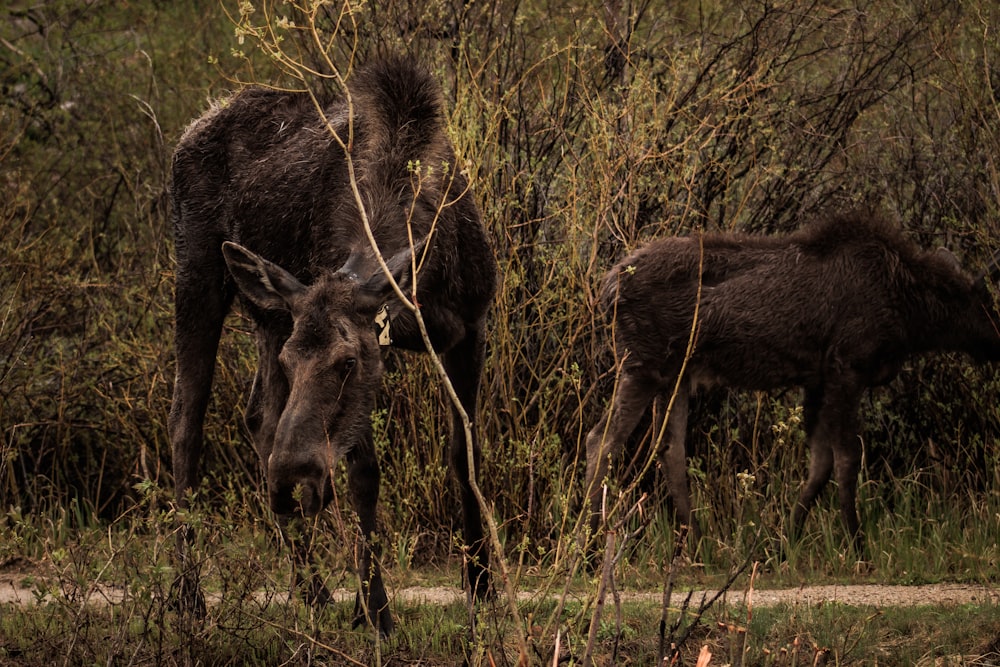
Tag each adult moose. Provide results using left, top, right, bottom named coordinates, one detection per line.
left=585, top=211, right=1000, bottom=557
left=168, top=56, right=497, bottom=634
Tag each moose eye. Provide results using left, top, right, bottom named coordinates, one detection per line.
left=342, top=357, right=357, bottom=373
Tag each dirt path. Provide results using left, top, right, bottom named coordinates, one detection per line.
left=390, top=582, right=1000, bottom=608
left=1, top=570, right=996, bottom=609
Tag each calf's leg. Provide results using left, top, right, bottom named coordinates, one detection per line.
left=584, top=370, right=659, bottom=540
left=655, top=386, right=700, bottom=548
left=791, top=386, right=864, bottom=554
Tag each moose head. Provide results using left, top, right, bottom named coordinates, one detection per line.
left=221, top=240, right=419, bottom=516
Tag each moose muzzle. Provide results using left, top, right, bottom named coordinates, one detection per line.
left=267, top=412, right=332, bottom=516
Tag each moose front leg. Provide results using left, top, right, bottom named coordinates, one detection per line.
left=832, top=403, right=864, bottom=556
left=791, top=386, right=865, bottom=555
left=790, top=387, right=832, bottom=543
left=279, top=516, right=332, bottom=607
left=442, top=328, right=492, bottom=601
left=346, top=436, right=393, bottom=635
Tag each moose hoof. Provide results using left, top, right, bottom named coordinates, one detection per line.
left=352, top=591, right=394, bottom=637
left=470, top=570, right=493, bottom=603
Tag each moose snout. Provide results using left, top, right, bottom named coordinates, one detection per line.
left=268, top=455, right=331, bottom=516
left=267, top=411, right=335, bottom=516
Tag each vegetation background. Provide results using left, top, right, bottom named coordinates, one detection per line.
left=2, top=0, right=1000, bottom=664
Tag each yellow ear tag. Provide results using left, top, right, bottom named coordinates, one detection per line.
left=375, top=304, right=392, bottom=346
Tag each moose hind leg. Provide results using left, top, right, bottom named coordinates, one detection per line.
left=655, top=387, right=700, bottom=548
left=442, top=328, right=491, bottom=601
left=347, top=435, right=393, bottom=635
left=584, top=370, right=659, bottom=540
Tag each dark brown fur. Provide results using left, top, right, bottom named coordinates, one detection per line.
left=168, top=57, right=497, bottom=633
left=585, top=211, right=1000, bottom=554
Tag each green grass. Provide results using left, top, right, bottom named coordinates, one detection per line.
left=741, top=603, right=1000, bottom=666
left=0, top=481, right=998, bottom=665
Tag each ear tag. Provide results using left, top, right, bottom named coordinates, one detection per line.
left=375, top=304, right=392, bottom=346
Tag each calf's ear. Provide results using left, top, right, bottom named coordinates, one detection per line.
left=222, top=241, right=306, bottom=312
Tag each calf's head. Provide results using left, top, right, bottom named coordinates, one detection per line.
left=222, top=241, right=415, bottom=516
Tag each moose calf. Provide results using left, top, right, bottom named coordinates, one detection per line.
left=585, top=211, right=1000, bottom=555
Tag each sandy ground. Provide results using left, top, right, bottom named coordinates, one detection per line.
left=1, top=568, right=997, bottom=609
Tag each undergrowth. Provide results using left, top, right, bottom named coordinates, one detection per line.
left=4, top=0, right=1000, bottom=664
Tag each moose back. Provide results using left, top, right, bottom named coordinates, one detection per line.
left=585, top=211, right=1000, bottom=554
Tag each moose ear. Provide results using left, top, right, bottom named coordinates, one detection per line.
left=357, top=238, right=428, bottom=302
left=222, top=241, right=306, bottom=312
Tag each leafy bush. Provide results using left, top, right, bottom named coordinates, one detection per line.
left=2, top=0, right=999, bottom=574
